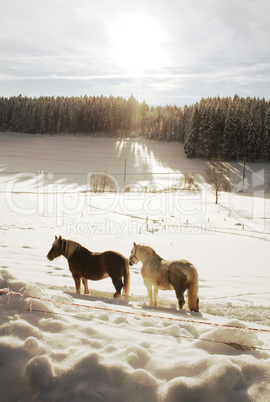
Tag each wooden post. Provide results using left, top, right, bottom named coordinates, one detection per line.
left=124, top=158, right=126, bottom=186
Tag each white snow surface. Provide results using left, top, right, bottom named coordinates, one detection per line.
left=0, top=132, right=270, bottom=401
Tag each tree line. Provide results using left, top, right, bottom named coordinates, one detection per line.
left=0, top=94, right=269, bottom=161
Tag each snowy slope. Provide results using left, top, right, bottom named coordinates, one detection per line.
left=0, top=132, right=270, bottom=401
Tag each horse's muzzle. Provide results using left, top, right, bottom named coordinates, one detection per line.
left=47, top=252, right=54, bottom=261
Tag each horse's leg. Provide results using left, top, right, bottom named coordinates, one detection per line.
left=72, top=273, right=81, bottom=294
left=153, top=286, right=158, bottom=307
left=111, top=276, right=123, bottom=299
left=147, top=286, right=153, bottom=306
left=168, top=269, right=188, bottom=310
left=82, top=278, right=89, bottom=295
left=143, top=278, right=153, bottom=306
left=175, top=288, right=185, bottom=310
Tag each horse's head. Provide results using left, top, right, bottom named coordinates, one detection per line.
left=47, top=235, right=63, bottom=261
left=129, top=242, right=139, bottom=266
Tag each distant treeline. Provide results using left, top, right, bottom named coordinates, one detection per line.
left=0, top=94, right=270, bottom=161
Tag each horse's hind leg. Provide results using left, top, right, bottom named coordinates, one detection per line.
left=111, top=276, right=123, bottom=298
left=82, top=278, right=89, bottom=295
left=169, top=271, right=187, bottom=310
left=176, top=289, right=185, bottom=310
left=171, top=284, right=185, bottom=309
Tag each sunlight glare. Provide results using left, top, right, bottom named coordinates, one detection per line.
left=110, top=15, right=168, bottom=73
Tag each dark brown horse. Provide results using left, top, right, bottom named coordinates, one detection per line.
left=47, top=236, right=130, bottom=299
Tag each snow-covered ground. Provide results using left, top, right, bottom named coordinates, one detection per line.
left=0, top=132, right=270, bottom=401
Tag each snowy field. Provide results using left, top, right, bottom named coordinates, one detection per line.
left=0, top=132, right=270, bottom=401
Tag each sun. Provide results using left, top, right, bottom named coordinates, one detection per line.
left=110, top=15, right=168, bottom=73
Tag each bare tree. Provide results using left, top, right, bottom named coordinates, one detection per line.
left=90, top=173, right=100, bottom=192
left=90, top=171, right=116, bottom=193
left=204, top=161, right=231, bottom=204
left=178, top=172, right=199, bottom=192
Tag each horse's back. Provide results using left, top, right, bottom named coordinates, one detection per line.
left=101, top=250, right=127, bottom=260
left=69, top=247, right=127, bottom=279
left=68, top=246, right=100, bottom=279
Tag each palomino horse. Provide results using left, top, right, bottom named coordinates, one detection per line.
left=47, top=236, right=130, bottom=299
left=129, top=242, right=199, bottom=311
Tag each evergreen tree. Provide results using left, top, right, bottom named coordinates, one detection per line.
left=221, top=105, right=239, bottom=159
left=263, top=105, right=270, bottom=160
left=184, top=106, right=200, bottom=158
left=198, top=105, right=210, bottom=158
left=0, top=98, right=9, bottom=131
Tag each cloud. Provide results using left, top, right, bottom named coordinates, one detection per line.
left=0, top=0, right=269, bottom=106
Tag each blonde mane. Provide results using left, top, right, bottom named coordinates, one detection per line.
left=136, top=244, right=161, bottom=263
left=62, top=239, right=81, bottom=260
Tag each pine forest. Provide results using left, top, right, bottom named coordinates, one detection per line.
left=0, top=94, right=270, bottom=161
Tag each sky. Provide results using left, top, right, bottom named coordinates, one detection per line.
left=1, top=0, right=270, bottom=107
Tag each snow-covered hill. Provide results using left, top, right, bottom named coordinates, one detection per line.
left=0, top=132, right=270, bottom=401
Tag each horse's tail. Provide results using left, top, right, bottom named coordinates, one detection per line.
left=123, top=258, right=130, bottom=300
left=187, top=265, right=199, bottom=312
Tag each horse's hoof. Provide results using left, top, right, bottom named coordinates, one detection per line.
left=113, top=292, right=121, bottom=299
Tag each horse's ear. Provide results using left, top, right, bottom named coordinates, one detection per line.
left=59, top=235, right=62, bottom=241
left=55, top=235, right=58, bottom=240
left=133, top=242, right=136, bottom=247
